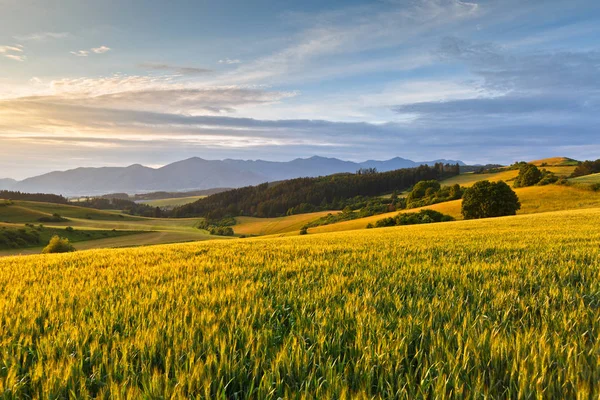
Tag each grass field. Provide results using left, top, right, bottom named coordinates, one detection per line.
left=234, top=211, right=335, bottom=236
left=309, top=184, right=600, bottom=234
left=570, top=172, right=600, bottom=185
left=139, top=195, right=207, bottom=208
left=1, top=208, right=599, bottom=397
left=531, top=156, right=580, bottom=166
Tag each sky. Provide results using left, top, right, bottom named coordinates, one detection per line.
left=1, top=0, right=599, bottom=179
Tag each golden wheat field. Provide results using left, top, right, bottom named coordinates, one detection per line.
left=1, top=208, right=599, bottom=398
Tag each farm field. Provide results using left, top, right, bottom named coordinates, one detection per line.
left=234, top=211, right=335, bottom=236
left=138, top=195, right=207, bottom=208
left=0, top=201, right=220, bottom=256
left=1, top=208, right=599, bottom=397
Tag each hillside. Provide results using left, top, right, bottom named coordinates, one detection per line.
left=530, top=157, right=579, bottom=166
left=570, top=172, right=600, bottom=185
left=1, top=208, right=598, bottom=397
left=0, top=200, right=225, bottom=256
left=173, top=163, right=460, bottom=219
left=4, top=156, right=465, bottom=196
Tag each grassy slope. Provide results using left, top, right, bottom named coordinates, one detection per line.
left=442, top=165, right=575, bottom=188
left=570, top=172, right=600, bottom=184
left=1, top=208, right=599, bottom=397
left=309, top=184, right=600, bottom=234
left=0, top=201, right=142, bottom=222
left=139, top=195, right=207, bottom=208
left=531, top=156, right=579, bottom=166
left=0, top=201, right=220, bottom=256
left=232, top=166, right=585, bottom=237
left=233, top=211, right=335, bottom=236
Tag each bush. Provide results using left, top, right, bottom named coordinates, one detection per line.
left=42, top=235, right=75, bottom=254
left=65, top=226, right=74, bottom=232
left=207, top=226, right=234, bottom=236
left=462, top=181, right=521, bottom=219
left=299, top=227, right=308, bottom=235
left=0, top=227, right=41, bottom=249
left=372, top=210, right=455, bottom=228
left=38, top=213, right=69, bottom=223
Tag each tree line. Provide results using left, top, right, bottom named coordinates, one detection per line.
left=0, top=190, right=68, bottom=204
left=172, top=163, right=460, bottom=219
left=571, top=159, right=600, bottom=178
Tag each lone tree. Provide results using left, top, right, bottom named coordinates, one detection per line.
left=514, top=164, right=542, bottom=187
left=462, top=180, right=521, bottom=219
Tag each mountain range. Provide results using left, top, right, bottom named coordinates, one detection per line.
left=0, top=156, right=465, bottom=196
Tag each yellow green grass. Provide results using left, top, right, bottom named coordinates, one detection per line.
left=531, top=156, right=579, bottom=166
left=570, top=172, right=600, bottom=185
left=309, top=184, right=600, bottom=234
left=233, top=211, right=335, bottom=236
left=0, top=201, right=219, bottom=256
left=139, top=195, right=207, bottom=208
left=440, top=165, right=575, bottom=188
left=1, top=208, right=599, bottom=397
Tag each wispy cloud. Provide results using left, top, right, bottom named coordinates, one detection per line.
left=0, top=45, right=23, bottom=53
left=217, top=0, right=480, bottom=85
left=219, top=58, right=241, bottom=64
left=5, top=74, right=297, bottom=115
left=140, top=63, right=212, bottom=75
left=71, top=46, right=110, bottom=57
left=70, top=50, right=89, bottom=57
left=14, top=32, right=70, bottom=41
left=0, top=44, right=25, bottom=61
left=91, top=46, right=111, bottom=54
left=4, top=54, right=26, bottom=62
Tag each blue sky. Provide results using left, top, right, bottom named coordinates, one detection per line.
left=1, top=0, right=599, bottom=178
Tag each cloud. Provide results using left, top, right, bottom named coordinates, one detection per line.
left=219, top=58, right=241, bottom=64
left=14, top=32, right=70, bottom=41
left=217, top=0, right=480, bottom=85
left=71, top=46, right=111, bottom=57
left=0, top=45, right=23, bottom=53
left=391, top=37, right=600, bottom=130
left=4, top=54, right=26, bottom=62
left=140, top=63, right=212, bottom=75
left=91, top=46, right=111, bottom=54
left=3, top=74, right=297, bottom=115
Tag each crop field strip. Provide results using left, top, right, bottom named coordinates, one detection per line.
left=1, top=208, right=599, bottom=398
left=0, top=200, right=220, bottom=256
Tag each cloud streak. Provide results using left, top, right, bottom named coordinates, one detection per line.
left=71, top=46, right=111, bottom=57
left=14, top=32, right=70, bottom=41
left=140, top=63, right=213, bottom=75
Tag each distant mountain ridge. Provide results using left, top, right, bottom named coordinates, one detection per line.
left=0, top=156, right=465, bottom=196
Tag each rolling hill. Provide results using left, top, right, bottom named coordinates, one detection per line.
left=3, top=156, right=465, bottom=196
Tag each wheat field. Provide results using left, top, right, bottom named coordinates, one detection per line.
left=1, top=208, right=599, bottom=398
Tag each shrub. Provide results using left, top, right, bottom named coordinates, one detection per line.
left=38, top=213, right=69, bottom=223
left=462, top=181, right=521, bottom=219
left=65, top=226, right=74, bottom=232
left=208, top=226, right=235, bottom=236
left=299, top=227, right=308, bottom=235
left=42, top=235, right=75, bottom=254
left=372, top=210, right=454, bottom=228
